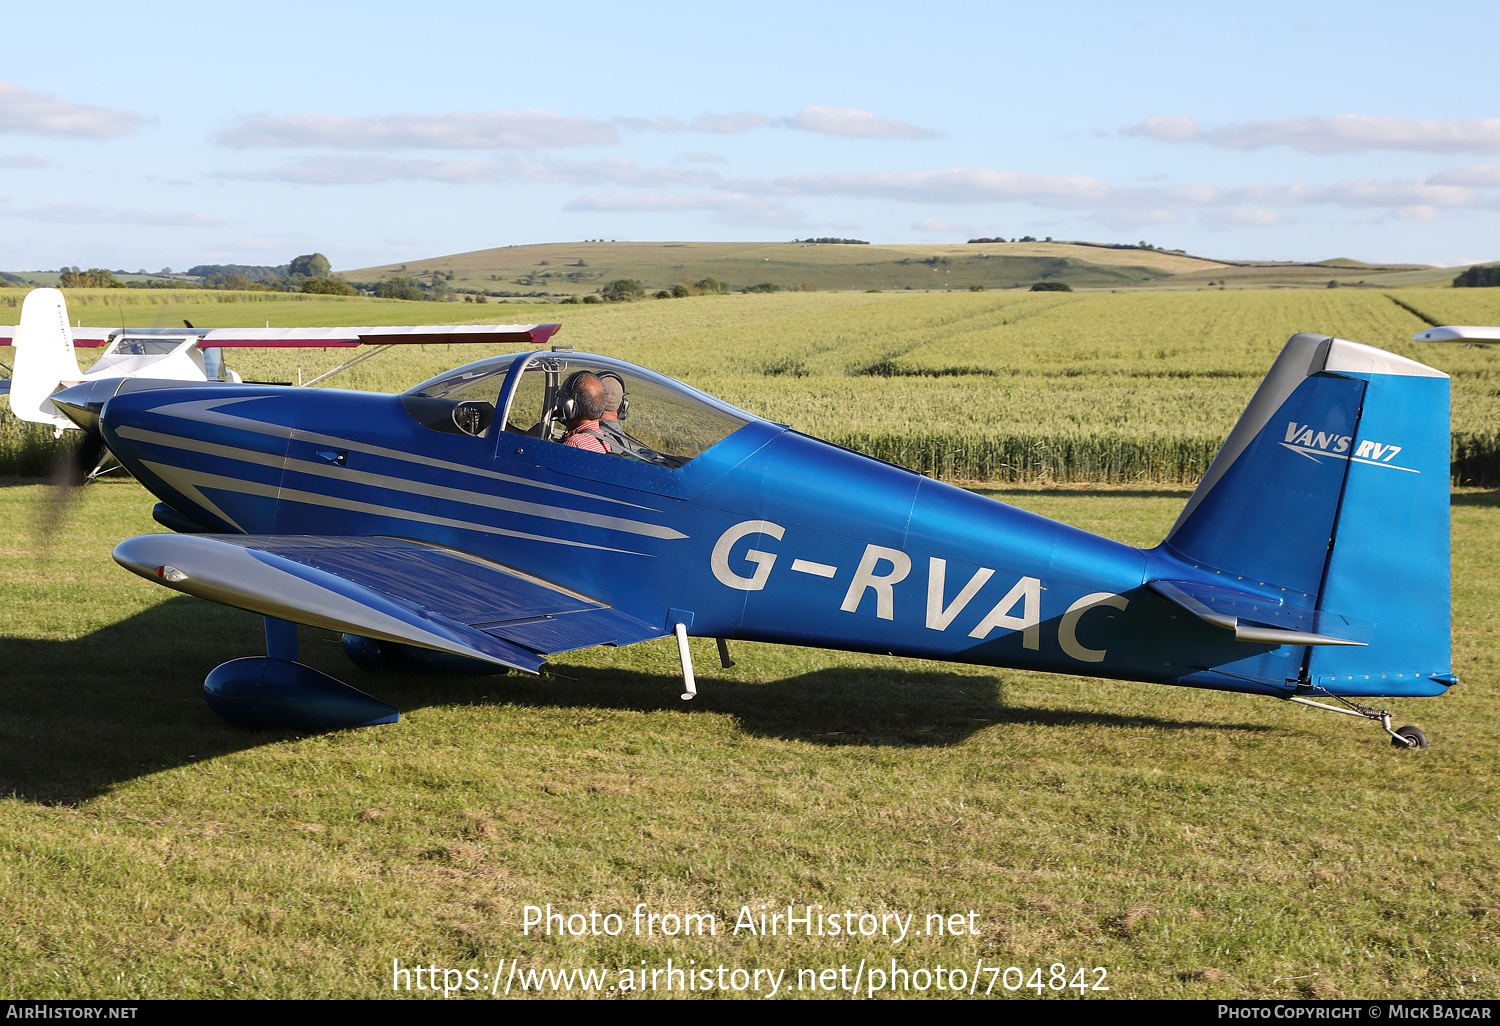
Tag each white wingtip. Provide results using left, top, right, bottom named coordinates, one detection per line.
left=1411, top=325, right=1500, bottom=344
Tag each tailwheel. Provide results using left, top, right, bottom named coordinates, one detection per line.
left=1392, top=725, right=1428, bottom=750
left=1285, top=694, right=1431, bottom=750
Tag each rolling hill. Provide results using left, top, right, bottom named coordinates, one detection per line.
left=339, top=240, right=1450, bottom=297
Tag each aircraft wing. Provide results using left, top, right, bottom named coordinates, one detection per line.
left=0, top=326, right=113, bottom=347
left=112, top=533, right=665, bottom=672
left=1411, top=325, right=1500, bottom=344
left=194, top=323, right=562, bottom=348
left=0, top=323, right=561, bottom=349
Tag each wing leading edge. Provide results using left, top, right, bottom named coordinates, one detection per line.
left=112, top=534, right=665, bottom=673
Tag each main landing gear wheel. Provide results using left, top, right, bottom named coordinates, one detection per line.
left=1392, top=725, right=1428, bottom=750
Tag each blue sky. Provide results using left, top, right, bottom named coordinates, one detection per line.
left=2, top=0, right=1497, bottom=272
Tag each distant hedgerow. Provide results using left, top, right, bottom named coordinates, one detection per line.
left=1453, top=265, right=1500, bottom=288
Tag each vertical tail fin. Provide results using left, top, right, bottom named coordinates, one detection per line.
left=1160, top=333, right=1452, bottom=696
left=10, top=288, right=85, bottom=433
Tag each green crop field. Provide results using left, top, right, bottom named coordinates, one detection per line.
left=11, top=284, right=1496, bottom=484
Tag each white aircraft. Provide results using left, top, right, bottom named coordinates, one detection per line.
left=1412, top=325, right=1500, bottom=346
left=1, top=288, right=561, bottom=436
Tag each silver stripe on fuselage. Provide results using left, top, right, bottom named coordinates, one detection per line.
left=143, top=396, right=663, bottom=511
left=115, top=424, right=687, bottom=540
left=138, top=462, right=652, bottom=555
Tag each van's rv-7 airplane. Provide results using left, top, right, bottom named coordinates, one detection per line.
left=26, top=289, right=1466, bottom=749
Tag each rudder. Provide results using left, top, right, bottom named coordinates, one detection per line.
left=10, top=288, right=84, bottom=433
left=1158, top=333, right=1452, bottom=697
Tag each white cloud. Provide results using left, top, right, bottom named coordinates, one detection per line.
left=694, top=111, right=779, bottom=134
left=0, top=200, right=223, bottom=226
left=785, top=105, right=941, bottom=140
left=0, top=80, right=147, bottom=139
left=225, top=156, right=509, bottom=184
left=0, top=153, right=50, bottom=169
left=620, top=106, right=939, bottom=138
left=722, top=162, right=1500, bottom=228
left=1429, top=163, right=1500, bottom=187
left=1091, top=209, right=1183, bottom=229
left=1394, top=205, right=1443, bottom=222
left=563, top=191, right=804, bottom=228
left=1124, top=114, right=1500, bottom=155
left=733, top=167, right=1112, bottom=205
left=217, top=110, right=620, bottom=150
left=617, top=112, right=778, bottom=134
left=912, top=218, right=970, bottom=234
left=517, top=159, right=721, bottom=188
left=215, top=105, right=941, bottom=153
left=223, top=155, right=721, bottom=187
left=1123, top=114, right=1202, bottom=143
left=1208, top=208, right=1290, bottom=227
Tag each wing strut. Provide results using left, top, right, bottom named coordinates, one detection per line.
left=302, top=344, right=395, bottom=387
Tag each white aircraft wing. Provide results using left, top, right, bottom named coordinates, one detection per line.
left=0, top=326, right=113, bottom=347
left=1411, top=326, right=1500, bottom=344
left=195, top=323, right=562, bottom=348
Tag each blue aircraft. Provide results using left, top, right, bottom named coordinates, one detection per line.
left=49, top=328, right=1455, bottom=748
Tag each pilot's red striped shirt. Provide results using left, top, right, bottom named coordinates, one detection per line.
left=562, top=421, right=609, bottom=453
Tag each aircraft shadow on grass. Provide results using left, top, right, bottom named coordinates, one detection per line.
left=0, top=595, right=1270, bottom=805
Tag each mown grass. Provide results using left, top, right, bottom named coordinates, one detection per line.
left=0, top=479, right=1496, bottom=1000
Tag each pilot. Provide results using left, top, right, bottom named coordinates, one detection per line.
left=596, top=372, right=667, bottom=464
left=600, top=373, right=626, bottom=423
left=598, top=373, right=632, bottom=448
left=558, top=372, right=611, bottom=453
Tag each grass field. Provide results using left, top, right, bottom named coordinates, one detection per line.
left=1, top=478, right=1495, bottom=1000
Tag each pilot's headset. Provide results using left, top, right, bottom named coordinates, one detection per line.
left=598, top=372, right=629, bottom=419
left=557, top=370, right=602, bottom=422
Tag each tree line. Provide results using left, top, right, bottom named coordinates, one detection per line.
left=44, top=254, right=356, bottom=296
left=1454, top=264, right=1500, bottom=288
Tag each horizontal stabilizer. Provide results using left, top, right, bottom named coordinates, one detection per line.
left=1149, top=580, right=1370, bottom=647
left=113, top=534, right=663, bottom=671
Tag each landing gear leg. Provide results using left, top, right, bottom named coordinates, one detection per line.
left=1286, top=695, right=1427, bottom=749
left=674, top=622, right=697, bottom=702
